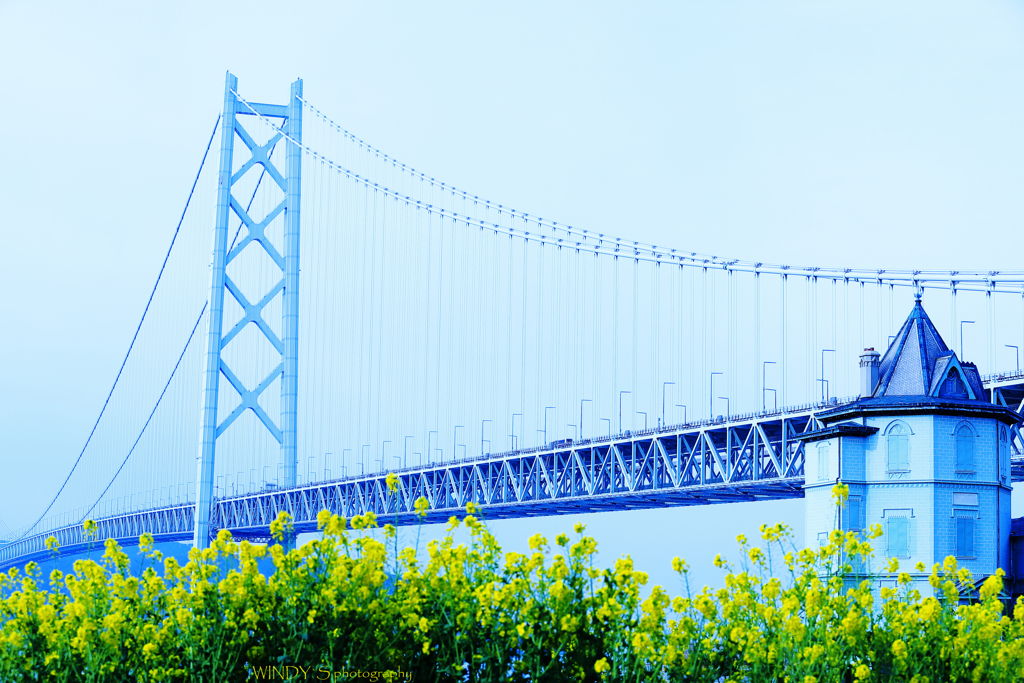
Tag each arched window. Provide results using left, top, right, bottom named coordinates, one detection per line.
left=887, top=423, right=909, bottom=471
left=943, top=368, right=968, bottom=398
left=817, top=442, right=829, bottom=481
left=955, top=425, right=974, bottom=472
left=1000, top=426, right=1009, bottom=481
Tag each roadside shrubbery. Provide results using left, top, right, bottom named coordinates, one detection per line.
left=2, top=482, right=1023, bottom=682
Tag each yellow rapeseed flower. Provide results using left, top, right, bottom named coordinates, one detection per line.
left=594, top=658, right=610, bottom=674
left=831, top=481, right=850, bottom=506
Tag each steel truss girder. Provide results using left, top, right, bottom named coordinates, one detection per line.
left=6, top=378, right=1021, bottom=570
left=0, top=505, right=194, bottom=571
left=200, top=410, right=823, bottom=535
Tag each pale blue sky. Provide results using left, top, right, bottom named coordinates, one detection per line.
left=2, top=0, right=1023, bottom=590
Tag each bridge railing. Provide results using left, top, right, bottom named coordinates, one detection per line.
left=0, top=503, right=195, bottom=570
left=982, top=369, right=1024, bottom=384
left=343, top=395, right=859, bottom=477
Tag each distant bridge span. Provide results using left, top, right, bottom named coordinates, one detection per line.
left=5, top=373, right=1022, bottom=571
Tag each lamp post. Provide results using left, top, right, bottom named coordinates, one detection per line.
left=601, top=418, right=611, bottom=437
left=637, top=412, right=647, bottom=430
left=961, top=320, right=975, bottom=359
left=511, top=413, right=522, bottom=450
left=342, top=449, right=351, bottom=477
left=427, top=431, right=437, bottom=465
left=820, top=349, right=835, bottom=401
left=662, top=382, right=675, bottom=427
left=763, top=361, right=776, bottom=411
left=404, top=437, right=413, bottom=469
left=619, top=391, right=631, bottom=433
left=481, top=420, right=491, bottom=457
left=1006, top=345, right=1019, bottom=371
left=567, top=424, right=577, bottom=440
left=710, top=373, right=722, bottom=419
left=718, top=397, right=729, bottom=420
left=675, top=404, right=687, bottom=424
left=580, top=399, right=592, bottom=439
left=543, top=407, right=555, bottom=445
left=765, top=388, right=777, bottom=410
left=453, top=426, right=464, bottom=463
left=323, top=453, right=331, bottom=481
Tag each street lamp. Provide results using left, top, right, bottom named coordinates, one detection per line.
left=567, top=424, right=577, bottom=440
left=662, top=382, right=675, bottom=427
left=961, top=320, right=975, bottom=359
left=342, top=449, right=351, bottom=477
left=403, top=437, right=413, bottom=469
left=481, top=420, right=491, bottom=456
left=543, top=407, right=555, bottom=444
left=619, top=391, right=631, bottom=433
left=820, top=349, right=835, bottom=402
left=580, top=399, right=592, bottom=439
left=637, top=412, right=647, bottom=430
left=763, top=361, right=776, bottom=411
left=1006, top=345, right=1020, bottom=371
left=360, top=445, right=370, bottom=474
left=600, top=417, right=611, bottom=436
left=453, top=426, right=464, bottom=463
left=427, top=431, right=438, bottom=465
left=675, top=404, right=687, bottom=424
left=511, top=413, right=522, bottom=450
left=765, top=388, right=777, bottom=410
left=718, top=397, right=729, bottom=420
left=710, top=373, right=723, bottom=420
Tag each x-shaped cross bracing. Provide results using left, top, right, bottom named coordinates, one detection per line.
left=215, top=118, right=289, bottom=444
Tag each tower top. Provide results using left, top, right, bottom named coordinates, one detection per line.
left=869, top=300, right=987, bottom=401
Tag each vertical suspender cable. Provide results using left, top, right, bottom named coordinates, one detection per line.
left=702, top=266, right=707, bottom=419
left=755, top=270, right=760, bottom=409
left=951, top=281, right=957, bottom=354
left=781, top=273, right=787, bottom=409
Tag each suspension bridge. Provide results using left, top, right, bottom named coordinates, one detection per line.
left=3, top=73, right=1023, bottom=570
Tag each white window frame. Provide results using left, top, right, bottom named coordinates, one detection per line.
left=954, top=423, right=976, bottom=473
left=885, top=422, right=910, bottom=472
left=817, top=442, right=829, bottom=482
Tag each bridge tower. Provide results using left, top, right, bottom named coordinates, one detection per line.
left=194, top=72, right=303, bottom=548
left=802, top=295, right=1017, bottom=595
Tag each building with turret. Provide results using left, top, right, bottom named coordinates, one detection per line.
left=801, top=295, right=1019, bottom=595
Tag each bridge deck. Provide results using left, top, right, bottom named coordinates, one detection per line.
left=3, top=382, right=1022, bottom=571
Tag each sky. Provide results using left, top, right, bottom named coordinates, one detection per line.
left=2, top=0, right=1024, bottom=591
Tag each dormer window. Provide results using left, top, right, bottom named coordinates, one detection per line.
left=955, top=425, right=975, bottom=472
left=943, top=368, right=968, bottom=398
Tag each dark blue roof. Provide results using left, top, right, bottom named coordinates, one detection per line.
left=818, top=395, right=1019, bottom=424
left=874, top=298, right=952, bottom=397
left=1012, top=517, right=1024, bottom=537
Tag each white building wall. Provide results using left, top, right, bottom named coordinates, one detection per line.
left=803, top=411, right=1011, bottom=597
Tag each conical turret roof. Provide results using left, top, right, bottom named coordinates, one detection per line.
left=873, top=296, right=951, bottom=397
